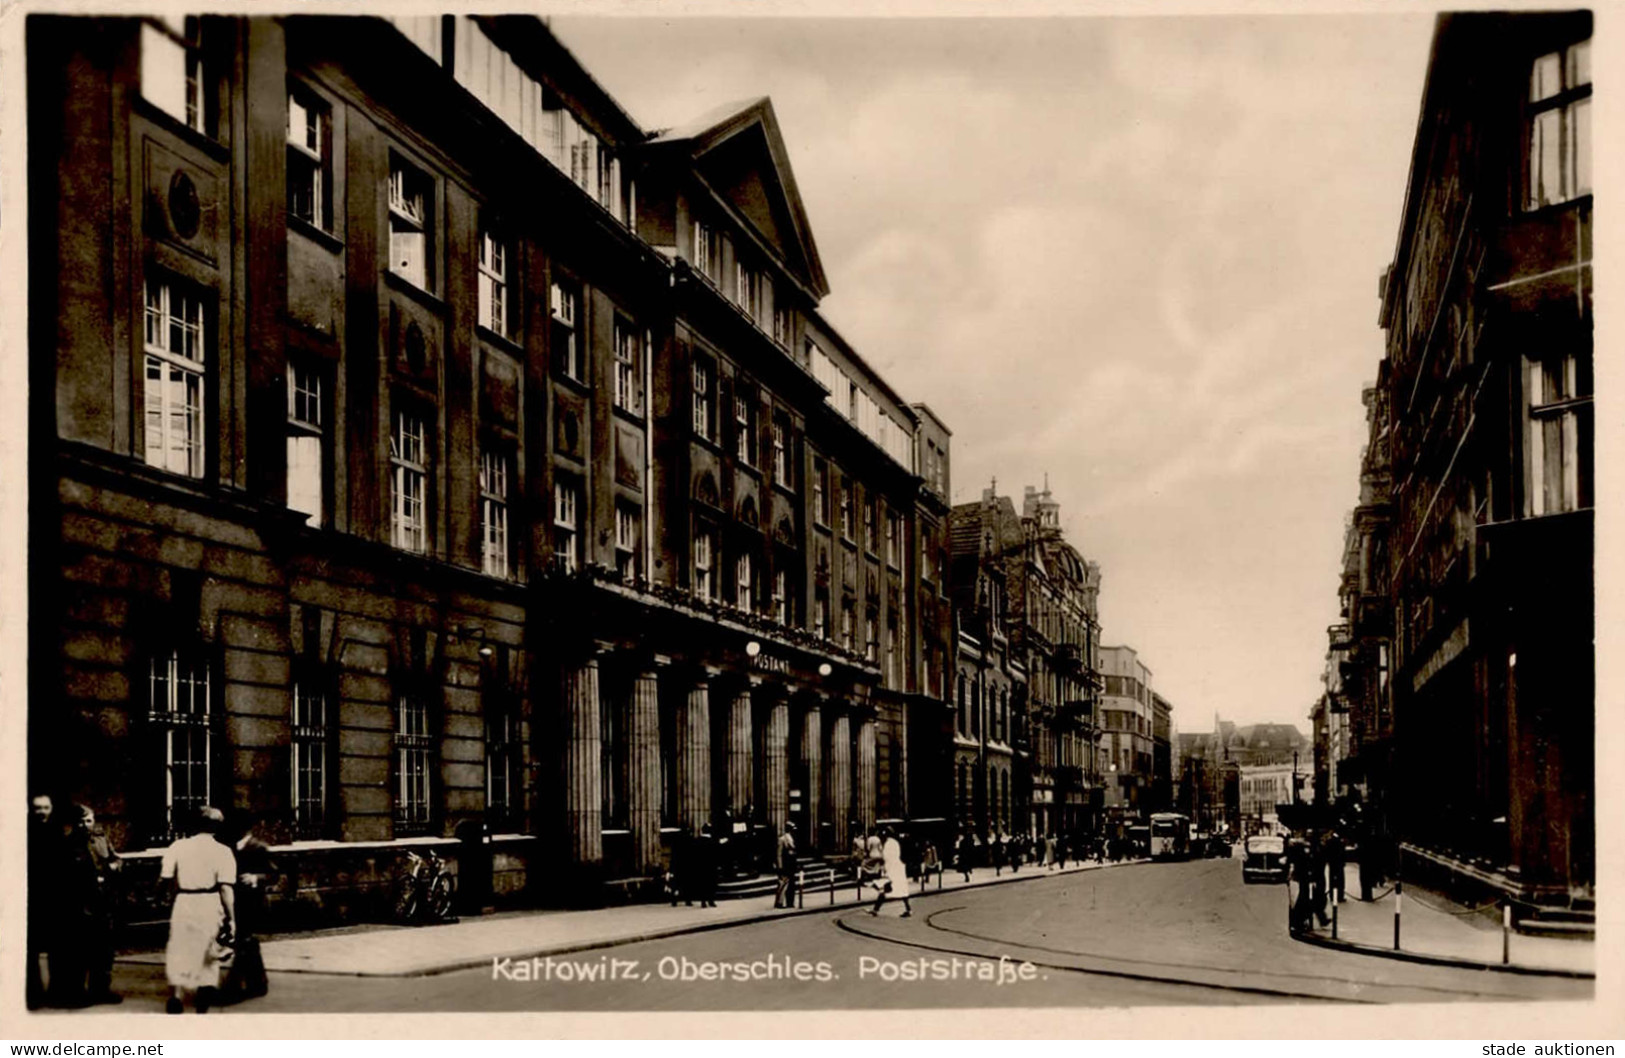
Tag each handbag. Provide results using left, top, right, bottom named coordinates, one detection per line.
left=208, top=921, right=236, bottom=970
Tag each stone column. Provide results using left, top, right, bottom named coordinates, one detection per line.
left=801, top=701, right=823, bottom=847
left=676, top=671, right=714, bottom=834
left=563, top=654, right=602, bottom=867
left=827, top=710, right=851, bottom=851
left=729, top=683, right=755, bottom=820
left=857, top=715, right=878, bottom=833
left=764, top=695, right=790, bottom=837
left=627, top=665, right=663, bottom=873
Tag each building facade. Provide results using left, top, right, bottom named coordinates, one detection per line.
left=28, top=13, right=952, bottom=923
left=1374, top=11, right=1593, bottom=903
left=1238, top=762, right=1312, bottom=836
left=1096, top=645, right=1154, bottom=822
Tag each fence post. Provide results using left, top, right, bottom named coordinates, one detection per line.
left=797, top=869, right=805, bottom=910
left=1502, top=901, right=1512, bottom=965
left=1393, top=879, right=1403, bottom=951
left=1332, top=900, right=1338, bottom=940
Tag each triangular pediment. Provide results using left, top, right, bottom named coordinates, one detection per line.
left=650, top=98, right=829, bottom=298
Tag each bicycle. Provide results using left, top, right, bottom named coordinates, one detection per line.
left=392, top=849, right=457, bottom=925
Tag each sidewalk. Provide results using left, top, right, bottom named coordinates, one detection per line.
left=122, top=856, right=1136, bottom=978
left=1294, top=864, right=1594, bottom=977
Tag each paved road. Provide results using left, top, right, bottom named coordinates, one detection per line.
left=94, top=857, right=1590, bottom=1012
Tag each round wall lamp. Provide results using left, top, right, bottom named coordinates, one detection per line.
left=818, top=662, right=834, bottom=677
left=745, top=640, right=762, bottom=658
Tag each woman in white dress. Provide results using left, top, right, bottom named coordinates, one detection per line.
left=866, top=826, right=913, bottom=918
left=160, top=806, right=236, bottom=1014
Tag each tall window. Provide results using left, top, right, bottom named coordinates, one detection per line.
left=772, top=415, right=790, bottom=485
left=553, top=479, right=580, bottom=573
left=287, top=90, right=330, bottom=230
left=772, top=300, right=793, bottom=348
left=291, top=675, right=328, bottom=838
left=692, top=357, right=716, bottom=441
left=1526, top=349, right=1593, bottom=516
left=863, top=496, right=877, bottom=552
left=1527, top=39, right=1591, bottom=210
left=815, top=591, right=830, bottom=640
left=480, top=447, right=510, bottom=578
left=395, top=693, right=433, bottom=832
left=694, top=526, right=717, bottom=600
left=286, top=360, right=324, bottom=525
left=550, top=281, right=581, bottom=381
left=149, top=648, right=212, bottom=839
left=485, top=654, right=519, bottom=828
left=773, top=567, right=790, bottom=624
left=612, top=319, right=642, bottom=415
left=735, top=551, right=754, bottom=612
left=390, top=409, right=428, bottom=553
left=477, top=230, right=510, bottom=336
left=693, top=221, right=720, bottom=281
left=813, top=459, right=831, bottom=525
left=735, top=262, right=764, bottom=320
left=865, top=611, right=878, bottom=663
left=388, top=155, right=431, bottom=289
left=143, top=278, right=206, bottom=478
left=886, top=509, right=902, bottom=568
left=839, top=479, right=854, bottom=542
left=734, top=390, right=757, bottom=464
left=841, top=599, right=856, bottom=652
left=615, top=503, right=641, bottom=581
left=140, top=18, right=207, bottom=135
left=957, top=674, right=967, bottom=736
left=886, top=618, right=900, bottom=688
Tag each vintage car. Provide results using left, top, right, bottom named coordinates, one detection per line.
left=1241, top=835, right=1288, bottom=883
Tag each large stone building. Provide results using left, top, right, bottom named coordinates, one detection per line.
left=1096, top=645, right=1155, bottom=823
left=27, top=13, right=953, bottom=923
left=1371, top=11, right=1593, bottom=907
left=948, top=485, right=1103, bottom=842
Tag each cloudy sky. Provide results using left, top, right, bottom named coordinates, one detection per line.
left=552, top=12, right=1437, bottom=733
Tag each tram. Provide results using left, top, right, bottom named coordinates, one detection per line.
left=1148, top=812, right=1193, bottom=860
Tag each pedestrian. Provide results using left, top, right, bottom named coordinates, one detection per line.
left=866, top=826, right=913, bottom=918
left=773, top=822, right=797, bottom=909
left=920, top=840, right=940, bottom=891
left=218, top=813, right=272, bottom=1004
left=1007, top=832, right=1020, bottom=873
left=77, top=805, right=123, bottom=1005
left=1056, top=834, right=1069, bottom=870
left=1307, top=832, right=1330, bottom=926
left=28, top=793, right=61, bottom=1009
left=160, top=806, right=237, bottom=1014
left=1325, top=830, right=1347, bottom=905
left=1288, top=837, right=1313, bottom=931
left=1358, top=827, right=1382, bottom=901
left=691, top=824, right=719, bottom=908
left=990, top=832, right=1006, bottom=876
left=954, top=831, right=972, bottom=882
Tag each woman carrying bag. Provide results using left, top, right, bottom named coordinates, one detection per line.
left=159, top=806, right=236, bottom=1014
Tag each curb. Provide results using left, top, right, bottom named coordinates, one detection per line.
left=123, top=858, right=1148, bottom=979
left=1289, top=925, right=1595, bottom=980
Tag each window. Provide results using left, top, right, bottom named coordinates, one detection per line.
left=390, top=409, right=428, bottom=553
left=840, top=479, right=854, bottom=542
left=596, top=144, right=621, bottom=217
left=841, top=599, right=856, bottom=652
left=140, top=18, right=207, bottom=135
left=615, top=503, right=641, bottom=581
left=550, top=281, right=581, bottom=382
left=865, top=612, right=878, bottom=663
left=773, top=567, right=790, bottom=624
left=485, top=660, right=519, bottom=827
left=735, top=262, right=764, bottom=320
left=1526, top=350, right=1593, bottom=516
left=613, top=319, right=642, bottom=415
left=694, top=526, right=717, bottom=600
left=143, top=277, right=206, bottom=478
left=553, top=479, right=580, bottom=573
left=734, top=390, right=757, bottom=464
left=693, top=221, right=720, bottom=281
left=736, top=551, right=754, bottom=612
left=395, top=693, right=434, bottom=831
left=772, top=301, right=793, bottom=348
left=480, top=447, right=511, bottom=578
left=388, top=156, right=431, bottom=289
left=286, top=360, right=324, bottom=525
left=287, top=90, right=330, bottom=231
left=864, top=496, right=877, bottom=552
left=692, top=357, right=716, bottom=441
left=815, top=591, right=830, bottom=640
left=886, top=510, right=902, bottom=568
left=478, top=230, right=510, bottom=336
left=772, top=415, right=791, bottom=485
left=813, top=459, right=831, bottom=526
left=886, top=618, right=900, bottom=688
left=1526, top=39, right=1592, bottom=210
left=149, top=647, right=213, bottom=839
left=291, top=676, right=328, bottom=838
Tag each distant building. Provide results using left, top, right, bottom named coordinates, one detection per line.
left=1373, top=11, right=1593, bottom=905
left=1238, top=761, right=1311, bottom=834
left=1097, top=645, right=1155, bottom=822
left=1151, top=692, right=1174, bottom=813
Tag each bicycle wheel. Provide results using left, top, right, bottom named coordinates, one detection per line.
left=426, top=874, right=455, bottom=922
left=393, top=879, right=422, bottom=924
